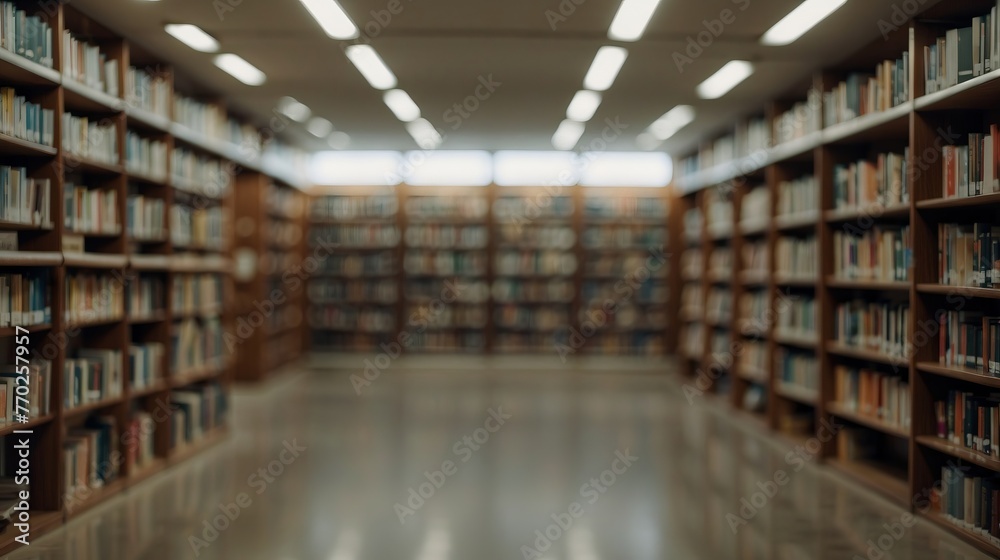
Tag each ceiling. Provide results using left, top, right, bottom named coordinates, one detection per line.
left=73, top=0, right=929, bottom=155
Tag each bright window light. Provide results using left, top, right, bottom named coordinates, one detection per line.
left=309, top=151, right=402, bottom=185
left=383, top=89, right=421, bottom=122
left=566, top=90, right=602, bottom=122
left=579, top=152, right=672, bottom=187
left=648, top=104, right=695, bottom=140
left=552, top=119, right=586, bottom=151
left=345, top=45, right=397, bottom=90
left=307, top=117, right=334, bottom=137
left=297, top=0, right=359, bottom=39
left=761, top=0, right=848, bottom=46
left=494, top=151, right=579, bottom=186
left=164, top=24, right=219, bottom=53
left=608, top=0, right=664, bottom=42
left=277, top=96, right=311, bottom=122
left=583, top=46, right=628, bottom=91
left=696, top=60, right=753, bottom=99
left=213, top=54, right=266, bottom=86
left=403, top=151, right=493, bottom=186
left=406, top=118, right=442, bottom=149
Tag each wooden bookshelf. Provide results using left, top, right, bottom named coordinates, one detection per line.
left=0, top=2, right=308, bottom=554
left=670, top=6, right=1000, bottom=552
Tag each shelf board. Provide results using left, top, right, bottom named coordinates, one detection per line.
left=0, top=48, right=59, bottom=85
left=64, top=157, right=124, bottom=176
left=739, top=271, right=769, bottom=287
left=0, top=132, right=57, bottom=157
left=64, top=395, right=125, bottom=420
left=826, top=402, right=911, bottom=439
left=63, top=253, right=128, bottom=268
left=821, top=103, right=911, bottom=145
left=172, top=305, right=223, bottom=320
left=773, top=275, right=817, bottom=288
left=915, top=362, right=1000, bottom=388
left=824, top=203, right=910, bottom=223
left=129, top=380, right=169, bottom=398
left=738, top=220, right=770, bottom=236
left=774, top=383, right=818, bottom=405
left=737, top=365, right=768, bottom=384
left=826, top=457, right=909, bottom=506
left=0, top=413, right=55, bottom=437
left=917, top=283, right=1000, bottom=299
left=0, top=251, right=62, bottom=267
left=775, top=211, right=820, bottom=232
left=127, top=457, right=168, bottom=486
left=773, top=331, right=818, bottom=349
left=0, top=510, right=61, bottom=556
left=916, top=435, right=1000, bottom=473
left=0, top=322, right=52, bottom=338
left=917, top=191, right=1000, bottom=210
left=129, top=311, right=167, bottom=324
left=922, top=510, right=1000, bottom=558
left=0, top=220, right=54, bottom=231
left=825, top=277, right=909, bottom=291
left=65, top=228, right=122, bottom=239
left=65, top=477, right=127, bottom=520
left=170, top=256, right=231, bottom=273
left=915, top=67, right=1000, bottom=112
left=708, top=226, right=733, bottom=241
left=65, top=315, right=124, bottom=330
left=826, top=342, right=906, bottom=367
left=62, top=79, right=124, bottom=112
left=124, top=105, right=171, bottom=133
left=126, top=170, right=170, bottom=187
left=172, top=360, right=228, bottom=387
left=129, top=254, right=171, bottom=270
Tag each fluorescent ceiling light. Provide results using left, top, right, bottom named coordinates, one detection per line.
left=297, top=0, right=359, bottom=39
left=494, top=151, right=579, bottom=186
left=552, top=119, right=586, bottom=151
left=583, top=46, right=628, bottom=91
left=383, top=89, right=421, bottom=122
left=635, top=132, right=662, bottom=150
left=696, top=61, right=753, bottom=99
left=608, top=0, right=663, bottom=42
left=164, top=24, right=219, bottom=53
left=309, top=151, right=402, bottom=185
left=648, top=104, right=695, bottom=140
left=327, top=131, right=350, bottom=149
left=307, top=117, right=334, bottom=137
left=566, top=90, right=602, bottom=122
left=345, top=45, right=397, bottom=90
left=761, top=0, right=848, bottom=46
left=580, top=152, right=672, bottom=187
left=277, top=96, right=311, bottom=122
left=406, top=118, right=442, bottom=149
left=403, top=151, right=492, bottom=186
left=213, top=54, right=266, bottom=86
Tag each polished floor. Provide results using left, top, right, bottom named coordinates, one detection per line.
left=5, top=356, right=994, bottom=560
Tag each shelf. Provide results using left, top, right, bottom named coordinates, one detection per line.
left=127, top=457, right=169, bottom=486
left=0, top=220, right=54, bottom=231
left=129, top=254, right=172, bottom=270
left=738, top=220, right=770, bottom=236
left=62, top=79, right=124, bottom=112
left=922, top=511, right=1000, bottom=558
left=737, top=365, right=768, bottom=384
left=916, top=435, right=1000, bottom=472
left=773, top=275, right=817, bottom=288
left=64, top=396, right=125, bottom=420
left=915, top=67, right=1000, bottom=112
left=826, top=342, right=906, bottom=368
left=0, top=323, right=52, bottom=338
left=65, top=315, right=124, bottom=330
left=825, top=402, right=910, bottom=439
left=124, top=105, right=172, bottom=133
left=917, top=192, right=1000, bottom=210
left=127, top=170, right=170, bottom=188
left=129, top=311, right=167, bottom=324
left=775, top=211, right=820, bottom=232
left=773, top=331, right=818, bottom=349
left=707, top=226, right=733, bottom=241
left=171, top=256, right=231, bottom=273
left=824, top=203, right=910, bottom=223
left=64, top=157, right=124, bottom=176
left=0, top=510, right=61, bottom=556
left=915, top=362, right=1000, bottom=389
left=0, top=251, right=62, bottom=267
left=129, top=380, right=169, bottom=398
left=0, top=413, right=55, bottom=437
left=774, top=383, right=818, bottom=405
left=0, top=132, right=57, bottom=157
left=739, top=271, right=769, bottom=287
left=63, top=253, right=128, bottom=268
left=821, top=103, right=911, bottom=145
left=917, top=283, right=1000, bottom=299
left=172, top=305, right=223, bottom=319
left=825, top=277, right=909, bottom=291
left=172, top=360, right=228, bottom=387
left=65, top=477, right=127, bottom=520
left=826, top=458, right=909, bottom=506
left=0, top=48, right=59, bottom=85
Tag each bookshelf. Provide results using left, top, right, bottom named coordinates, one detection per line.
left=0, top=1, right=308, bottom=553
left=672, top=3, right=1000, bottom=554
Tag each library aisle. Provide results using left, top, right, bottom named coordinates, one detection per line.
left=3, top=359, right=990, bottom=560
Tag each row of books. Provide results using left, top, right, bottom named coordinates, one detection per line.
left=126, top=194, right=165, bottom=241
left=403, top=252, right=487, bottom=276
left=127, top=276, right=164, bottom=318
left=776, top=236, right=818, bottom=279
left=494, top=333, right=564, bottom=351
left=127, top=412, right=156, bottom=471
left=62, top=31, right=118, bottom=96
left=172, top=95, right=226, bottom=141
left=938, top=223, right=1000, bottom=287
left=935, top=390, right=1000, bottom=457
left=411, top=306, right=489, bottom=329
left=942, top=128, right=1000, bottom=199
left=833, top=226, right=911, bottom=282
left=308, top=307, right=395, bottom=332
left=125, top=66, right=170, bottom=118
left=738, top=291, right=769, bottom=328
left=0, top=87, right=54, bottom=146
left=833, top=152, right=909, bottom=209
left=404, top=332, right=486, bottom=351
left=171, top=205, right=224, bottom=250
left=585, top=252, right=669, bottom=277
left=582, top=280, right=667, bottom=305
left=680, top=284, right=703, bottom=319
left=404, top=280, right=488, bottom=303
left=65, top=272, right=125, bottom=325
left=62, top=113, right=118, bottom=165
left=268, top=221, right=300, bottom=249
left=743, top=240, right=768, bottom=276
left=833, top=365, right=911, bottom=429
left=307, top=279, right=397, bottom=304
left=683, top=208, right=703, bottom=242
left=681, top=249, right=702, bottom=279
left=129, top=343, right=164, bottom=390
left=681, top=324, right=705, bottom=358
left=170, top=148, right=231, bottom=197
left=707, top=247, right=733, bottom=277
left=582, top=197, right=666, bottom=219
left=64, top=416, right=120, bottom=498
left=738, top=340, right=768, bottom=380
left=404, top=225, right=488, bottom=249
left=822, top=54, right=909, bottom=127
left=170, top=383, right=226, bottom=447
left=172, top=317, right=223, bottom=375
left=0, top=3, right=53, bottom=68
left=938, top=311, right=1000, bottom=373
left=63, top=184, right=118, bottom=235
left=583, top=332, right=664, bottom=355
left=834, top=300, right=910, bottom=359
left=740, top=188, right=770, bottom=228
left=494, top=197, right=573, bottom=220
left=924, top=6, right=1000, bottom=94
left=494, top=251, right=576, bottom=276
left=319, top=253, right=396, bottom=276
left=772, top=90, right=822, bottom=145
left=266, top=184, right=303, bottom=219
left=0, top=167, right=50, bottom=227
left=405, top=197, right=488, bottom=219
left=172, top=274, right=223, bottom=314
left=311, top=195, right=398, bottom=220
left=0, top=360, right=50, bottom=421
left=776, top=297, right=817, bottom=340
left=706, top=287, right=733, bottom=325
left=492, top=278, right=573, bottom=303
left=777, top=175, right=818, bottom=217
left=125, top=132, right=168, bottom=181
left=495, top=225, right=575, bottom=249
left=578, top=304, right=666, bottom=330
left=775, top=348, right=818, bottom=394
left=309, top=225, right=399, bottom=248
left=64, top=349, right=123, bottom=409
left=704, top=189, right=734, bottom=232
left=581, top=226, right=666, bottom=249
left=936, top=464, right=1000, bottom=540
left=0, top=271, right=49, bottom=327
